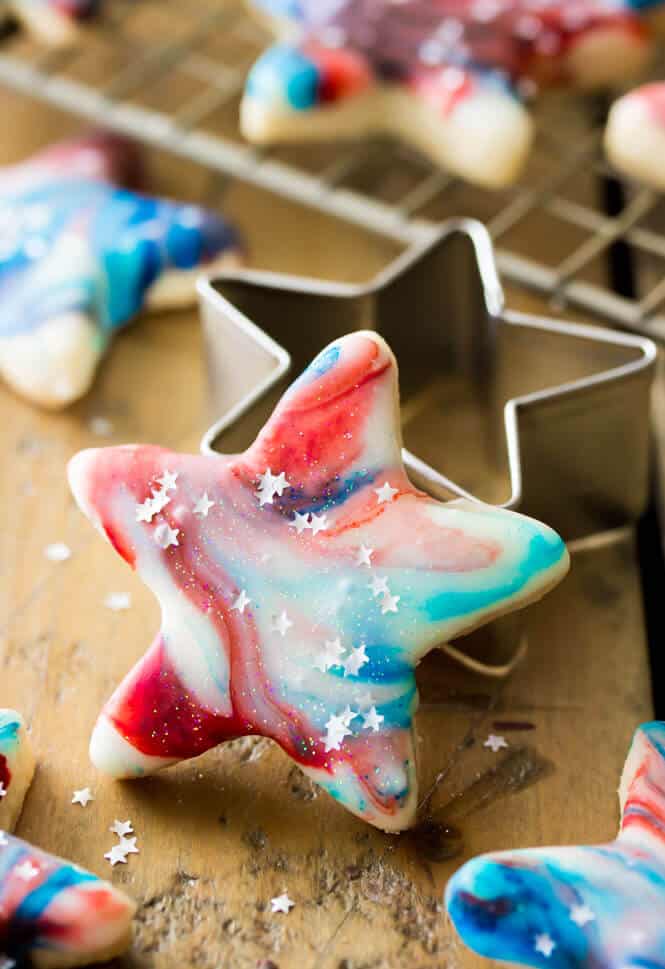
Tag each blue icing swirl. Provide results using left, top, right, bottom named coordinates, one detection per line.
left=0, top=180, right=239, bottom=338
left=246, top=45, right=321, bottom=110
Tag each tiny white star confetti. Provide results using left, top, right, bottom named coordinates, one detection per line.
left=15, top=860, right=39, bottom=881
left=232, top=589, right=251, bottom=613
left=154, top=523, right=180, bottom=549
left=309, top=513, right=329, bottom=536
left=104, top=592, right=131, bottom=612
left=380, top=593, right=400, bottom=615
left=44, top=542, right=71, bottom=562
left=272, top=610, right=293, bottom=637
left=104, top=843, right=129, bottom=867
left=290, top=511, right=312, bottom=534
left=257, top=469, right=289, bottom=506
left=323, top=713, right=353, bottom=752
left=270, top=893, right=294, bottom=914
left=156, top=469, right=178, bottom=492
left=369, top=575, right=390, bottom=598
left=570, top=904, right=595, bottom=927
left=356, top=545, right=374, bottom=567
left=0, top=783, right=6, bottom=799
left=71, top=787, right=94, bottom=807
left=339, top=705, right=360, bottom=728
left=363, top=706, right=384, bottom=732
left=136, top=498, right=156, bottom=523
left=193, top=492, right=215, bottom=518
left=89, top=416, right=113, bottom=436
left=110, top=820, right=133, bottom=838
left=375, top=481, right=398, bottom=504
left=149, top=489, right=171, bottom=514
left=484, top=734, right=509, bottom=753
left=343, top=643, right=368, bottom=677
left=118, top=836, right=139, bottom=856
left=534, top=933, right=556, bottom=958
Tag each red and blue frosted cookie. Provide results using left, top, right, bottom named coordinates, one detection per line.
left=0, top=132, right=242, bottom=410
left=0, top=711, right=35, bottom=835
left=242, top=0, right=655, bottom=188
left=447, top=722, right=665, bottom=969
left=0, top=832, right=136, bottom=967
left=68, top=331, right=569, bottom=832
left=605, top=81, right=665, bottom=189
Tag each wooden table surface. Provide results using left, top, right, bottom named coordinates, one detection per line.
left=0, top=89, right=655, bottom=969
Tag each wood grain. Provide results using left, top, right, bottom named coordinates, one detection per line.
left=0, top=90, right=654, bottom=969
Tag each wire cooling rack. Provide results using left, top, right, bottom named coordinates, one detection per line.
left=0, top=0, right=664, bottom=338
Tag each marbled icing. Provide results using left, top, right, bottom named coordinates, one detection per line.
left=0, top=711, right=34, bottom=835
left=0, top=832, right=135, bottom=967
left=249, top=0, right=649, bottom=97
left=69, top=331, right=569, bottom=831
left=0, top=133, right=241, bottom=408
left=446, top=721, right=665, bottom=968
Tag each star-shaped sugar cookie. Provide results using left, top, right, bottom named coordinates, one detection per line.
left=1, top=0, right=100, bottom=46
left=0, top=830, right=135, bottom=967
left=447, top=721, right=665, bottom=967
left=69, top=331, right=569, bottom=831
left=243, top=0, right=659, bottom=188
left=0, top=132, right=242, bottom=409
left=0, top=710, right=35, bottom=834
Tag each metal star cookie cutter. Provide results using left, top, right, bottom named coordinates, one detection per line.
left=197, top=219, right=656, bottom=669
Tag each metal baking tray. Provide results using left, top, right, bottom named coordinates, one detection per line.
left=196, top=220, right=656, bottom=671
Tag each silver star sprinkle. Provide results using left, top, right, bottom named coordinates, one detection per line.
left=154, top=523, right=180, bottom=550
left=374, top=481, right=398, bottom=504
left=369, top=575, right=390, bottom=598
left=343, top=644, right=368, bottom=678
left=110, top=820, right=134, bottom=838
left=356, top=545, right=374, bottom=567
left=323, top=713, right=353, bottom=752
left=136, top=498, right=156, bottom=523
left=380, top=593, right=400, bottom=615
left=193, top=492, right=215, bottom=518
left=156, top=469, right=178, bottom=492
left=534, top=933, right=556, bottom=958
left=256, top=468, right=290, bottom=506
left=270, top=892, right=294, bottom=914
left=118, top=836, right=139, bottom=856
left=149, top=489, right=172, bottom=514
left=309, top=513, right=329, bottom=536
left=570, top=904, right=595, bottom=927
left=104, top=843, right=129, bottom=867
left=71, top=787, right=94, bottom=807
left=290, top=511, right=312, bottom=534
left=362, top=707, right=384, bottom=732
left=484, top=734, right=509, bottom=753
